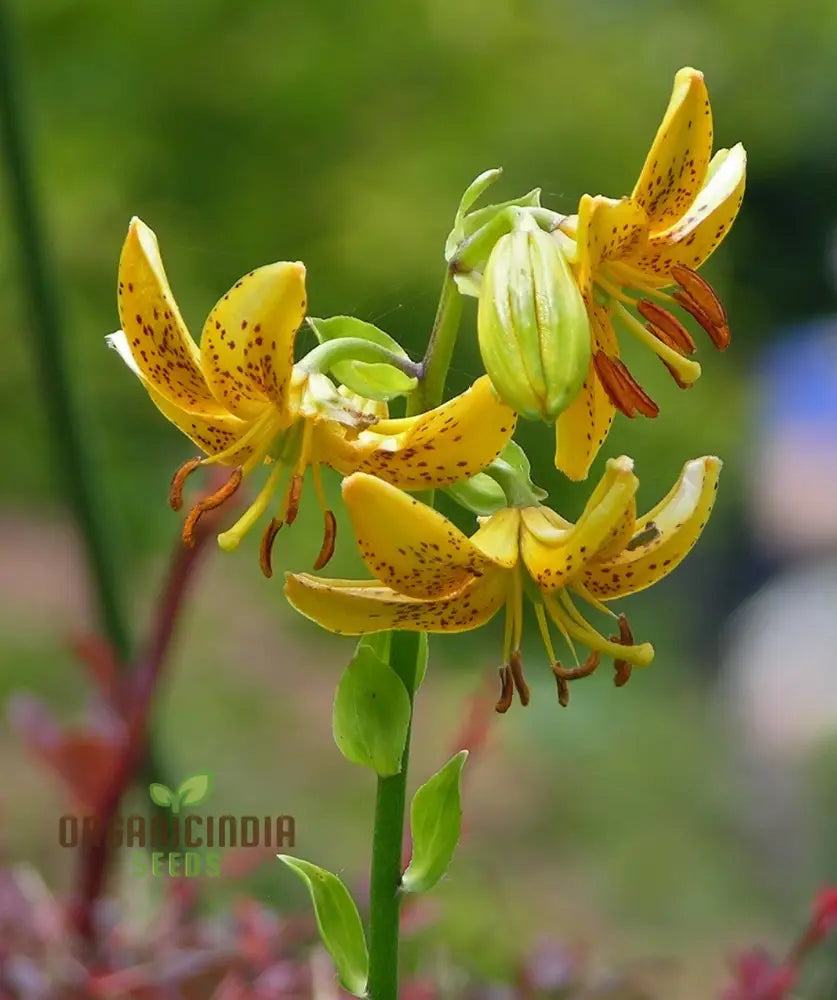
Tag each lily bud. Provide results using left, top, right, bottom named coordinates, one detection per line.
left=477, top=220, right=591, bottom=421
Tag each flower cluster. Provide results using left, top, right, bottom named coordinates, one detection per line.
left=110, top=66, right=744, bottom=712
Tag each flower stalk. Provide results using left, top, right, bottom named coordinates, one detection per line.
left=367, top=263, right=466, bottom=998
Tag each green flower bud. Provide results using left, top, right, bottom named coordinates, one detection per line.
left=477, top=221, right=591, bottom=422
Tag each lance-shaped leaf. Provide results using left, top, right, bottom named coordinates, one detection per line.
left=277, top=856, right=368, bottom=997
left=333, top=643, right=412, bottom=776
left=307, top=316, right=417, bottom=401
left=402, top=750, right=468, bottom=893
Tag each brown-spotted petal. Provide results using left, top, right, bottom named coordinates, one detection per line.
left=199, top=261, right=307, bottom=420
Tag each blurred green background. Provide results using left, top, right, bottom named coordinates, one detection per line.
left=3, top=0, right=837, bottom=994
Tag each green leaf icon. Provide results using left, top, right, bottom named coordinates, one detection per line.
left=148, top=782, right=174, bottom=808
left=333, top=643, right=411, bottom=777
left=402, top=750, right=468, bottom=894
left=277, top=855, right=368, bottom=997
left=176, top=773, right=211, bottom=809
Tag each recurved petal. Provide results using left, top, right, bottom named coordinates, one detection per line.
left=631, top=67, right=714, bottom=230
left=108, top=330, right=256, bottom=462
left=469, top=507, right=521, bottom=568
left=117, top=218, right=215, bottom=411
left=633, top=143, right=746, bottom=277
left=321, top=375, right=517, bottom=490
left=521, top=456, right=639, bottom=592
left=582, top=456, right=722, bottom=599
left=199, top=262, right=307, bottom=420
left=284, top=571, right=507, bottom=636
left=554, top=306, right=617, bottom=481
left=576, top=195, right=649, bottom=289
left=341, top=473, right=498, bottom=599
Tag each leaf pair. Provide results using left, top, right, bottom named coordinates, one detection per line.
left=148, top=772, right=211, bottom=814
left=279, top=749, right=467, bottom=996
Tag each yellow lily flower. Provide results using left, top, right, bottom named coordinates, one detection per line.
left=108, top=218, right=516, bottom=573
left=285, top=455, right=722, bottom=711
left=555, top=67, right=746, bottom=480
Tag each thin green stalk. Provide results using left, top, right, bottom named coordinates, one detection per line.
left=367, top=629, right=421, bottom=1000
left=367, top=266, right=464, bottom=998
left=408, top=269, right=463, bottom=415
left=0, top=0, right=130, bottom=659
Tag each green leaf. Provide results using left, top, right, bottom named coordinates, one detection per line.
left=277, top=856, right=368, bottom=996
left=356, top=631, right=392, bottom=663
left=306, top=316, right=416, bottom=401
left=402, top=750, right=468, bottom=894
left=177, top=772, right=212, bottom=807
left=148, top=783, right=173, bottom=808
left=333, top=644, right=412, bottom=776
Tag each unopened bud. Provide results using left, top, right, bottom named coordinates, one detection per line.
left=477, top=222, right=591, bottom=421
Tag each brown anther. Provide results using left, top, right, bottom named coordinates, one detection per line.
left=494, top=665, right=514, bottom=714
left=509, top=650, right=530, bottom=707
left=554, top=674, right=570, bottom=708
left=285, top=473, right=304, bottom=525
left=181, top=467, right=244, bottom=547
left=610, top=614, right=635, bottom=688
left=636, top=300, right=697, bottom=355
left=592, top=351, right=660, bottom=419
left=169, top=457, right=203, bottom=511
left=552, top=651, right=601, bottom=707
left=671, top=264, right=730, bottom=350
left=259, top=517, right=283, bottom=578
left=313, top=510, right=337, bottom=570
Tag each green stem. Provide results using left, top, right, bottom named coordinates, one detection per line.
left=407, top=269, right=463, bottom=415
left=368, top=266, right=464, bottom=998
left=0, top=0, right=130, bottom=660
left=367, top=629, right=421, bottom=1000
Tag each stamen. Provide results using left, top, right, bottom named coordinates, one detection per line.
left=610, top=614, right=635, bottom=687
left=613, top=302, right=701, bottom=387
left=313, top=510, right=337, bottom=570
left=544, top=591, right=653, bottom=667
left=284, top=473, right=304, bottom=525
left=592, top=351, right=660, bottom=419
left=495, top=665, right=514, bottom=714
left=595, top=275, right=638, bottom=306
left=217, top=462, right=286, bottom=552
left=169, top=457, right=203, bottom=511
left=552, top=651, right=601, bottom=707
left=671, top=264, right=730, bottom=350
left=182, top=467, right=244, bottom=547
left=636, top=300, right=697, bottom=354
left=509, top=650, right=530, bottom=707
left=311, top=463, right=329, bottom=512
left=534, top=604, right=558, bottom=664
left=283, top=419, right=313, bottom=526
left=259, top=517, right=283, bottom=579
